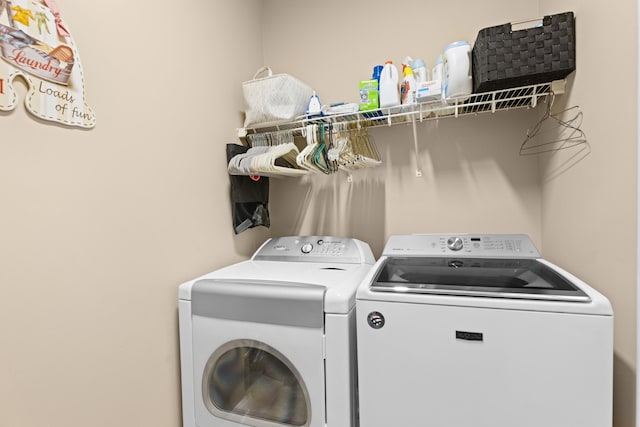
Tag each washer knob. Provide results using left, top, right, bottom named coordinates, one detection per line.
left=447, top=236, right=464, bottom=251
left=301, top=243, right=314, bottom=254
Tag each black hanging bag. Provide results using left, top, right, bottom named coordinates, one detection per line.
left=225, top=144, right=270, bottom=234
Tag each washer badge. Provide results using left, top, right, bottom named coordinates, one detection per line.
left=367, top=311, right=385, bottom=329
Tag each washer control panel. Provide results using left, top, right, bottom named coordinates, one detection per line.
left=253, top=236, right=375, bottom=264
left=383, top=234, right=541, bottom=258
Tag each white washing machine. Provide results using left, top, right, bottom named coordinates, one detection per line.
left=179, top=236, right=375, bottom=427
left=356, top=234, right=613, bottom=427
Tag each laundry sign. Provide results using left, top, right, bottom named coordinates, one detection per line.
left=0, top=0, right=95, bottom=128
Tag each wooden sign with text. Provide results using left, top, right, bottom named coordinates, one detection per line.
left=0, top=0, right=95, bottom=128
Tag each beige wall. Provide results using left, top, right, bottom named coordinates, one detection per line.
left=537, top=1, right=638, bottom=425
left=0, top=1, right=266, bottom=426
left=263, top=0, right=543, bottom=255
left=264, top=0, right=637, bottom=426
left=0, top=1, right=635, bottom=427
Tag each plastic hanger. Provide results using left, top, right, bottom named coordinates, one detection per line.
left=229, top=131, right=307, bottom=177
left=290, top=123, right=383, bottom=175
left=252, top=142, right=306, bottom=177
left=312, top=124, right=331, bottom=174
left=327, top=123, right=347, bottom=172
left=337, top=125, right=381, bottom=171
left=297, top=124, right=321, bottom=172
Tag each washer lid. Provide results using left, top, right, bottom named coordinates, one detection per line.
left=371, top=257, right=591, bottom=302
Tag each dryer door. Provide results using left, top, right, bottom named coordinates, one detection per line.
left=191, top=279, right=326, bottom=427
left=202, top=339, right=310, bottom=427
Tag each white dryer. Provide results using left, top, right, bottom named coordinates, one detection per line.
left=356, top=234, right=613, bottom=427
left=179, top=236, right=375, bottom=427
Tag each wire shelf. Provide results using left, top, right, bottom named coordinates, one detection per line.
left=238, top=81, right=564, bottom=139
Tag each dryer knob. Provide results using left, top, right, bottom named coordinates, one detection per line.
left=301, top=243, right=314, bottom=254
left=447, top=236, right=464, bottom=251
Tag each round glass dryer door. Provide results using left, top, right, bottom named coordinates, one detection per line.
left=202, top=339, right=311, bottom=427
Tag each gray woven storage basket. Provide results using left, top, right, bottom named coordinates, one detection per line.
left=472, top=11, right=576, bottom=93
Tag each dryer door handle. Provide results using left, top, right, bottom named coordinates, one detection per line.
left=191, top=279, right=325, bottom=328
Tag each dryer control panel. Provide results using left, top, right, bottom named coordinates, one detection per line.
left=252, top=236, right=375, bottom=264
left=382, top=234, right=541, bottom=258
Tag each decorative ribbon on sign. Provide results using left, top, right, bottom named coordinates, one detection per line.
left=42, top=0, right=69, bottom=37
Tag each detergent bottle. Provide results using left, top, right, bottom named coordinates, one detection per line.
left=372, top=65, right=383, bottom=89
left=442, top=41, right=472, bottom=103
left=401, top=56, right=413, bottom=73
left=400, top=65, right=417, bottom=105
left=379, top=61, right=400, bottom=108
left=432, top=54, right=444, bottom=82
left=412, top=58, right=429, bottom=83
